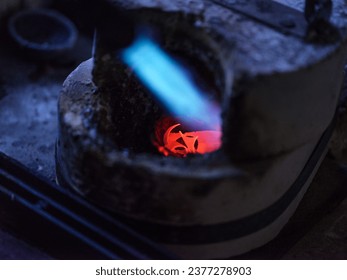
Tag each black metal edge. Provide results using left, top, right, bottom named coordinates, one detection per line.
left=210, top=0, right=309, bottom=38
left=0, top=153, right=176, bottom=260
left=116, top=115, right=336, bottom=245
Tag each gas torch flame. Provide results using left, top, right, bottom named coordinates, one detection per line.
left=121, top=35, right=221, bottom=131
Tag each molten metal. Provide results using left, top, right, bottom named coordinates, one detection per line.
left=154, top=118, right=221, bottom=157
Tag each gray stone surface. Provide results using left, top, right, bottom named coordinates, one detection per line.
left=0, top=29, right=92, bottom=182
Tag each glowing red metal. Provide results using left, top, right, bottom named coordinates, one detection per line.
left=154, top=120, right=221, bottom=157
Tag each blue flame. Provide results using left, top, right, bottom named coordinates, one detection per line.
left=121, top=35, right=221, bottom=130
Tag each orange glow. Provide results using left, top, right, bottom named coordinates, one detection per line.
left=154, top=118, right=221, bottom=157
